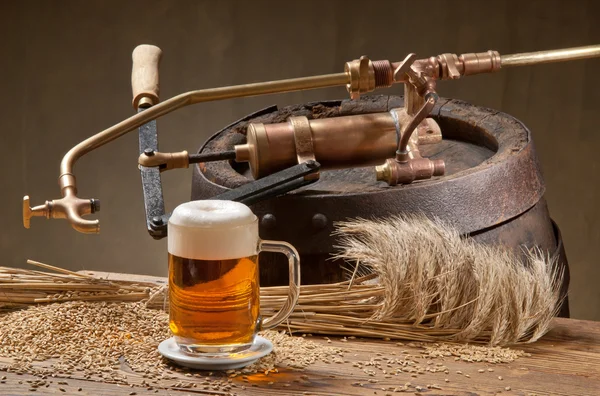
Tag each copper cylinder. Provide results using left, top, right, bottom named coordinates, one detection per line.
left=236, top=113, right=399, bottom=179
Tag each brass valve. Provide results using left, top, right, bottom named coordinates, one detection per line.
left=376, top=158, right=445, bottom=186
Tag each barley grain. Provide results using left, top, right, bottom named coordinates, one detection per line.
left=0, top=300, right=343, bottom=390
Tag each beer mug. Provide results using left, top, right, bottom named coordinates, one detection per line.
left=167, top=200, right=300, bottom=355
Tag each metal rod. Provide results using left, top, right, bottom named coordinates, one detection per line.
left=212, top=161, right=321, bottom=203
left=501, top=44, right=600, bottom=67
left=188, top=150, right=237, bottom=164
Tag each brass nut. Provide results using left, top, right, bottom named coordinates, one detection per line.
left=375, top=161, right=393, bottom=184
left=344, top=56, right=375, bottom=99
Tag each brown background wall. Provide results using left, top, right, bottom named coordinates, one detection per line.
left=2, top=0, right=599, bottom=320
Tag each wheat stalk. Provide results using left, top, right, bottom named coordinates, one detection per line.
left=0, top=215, right=563, bottom=346
left=330, top=214, right=565, bottom=345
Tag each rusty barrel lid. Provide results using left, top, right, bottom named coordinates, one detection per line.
left=192, top=95, right=545, bottom=255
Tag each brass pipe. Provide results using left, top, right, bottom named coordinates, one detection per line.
left=396, top=94, right=437, bottom=159
left=26, top=71, right=350, bottom=232
left=56, top=44, right=600, bottom=183
left=501, top=44, right=600, bottom=67
left=60, top=72, right=349, bottom=178
left=25, top=44, right=600, bottom=233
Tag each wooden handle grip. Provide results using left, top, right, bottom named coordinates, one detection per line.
left=131, top=44, right=162, bottom=109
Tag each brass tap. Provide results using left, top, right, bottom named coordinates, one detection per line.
left=23, top=193, right=100, bottom=233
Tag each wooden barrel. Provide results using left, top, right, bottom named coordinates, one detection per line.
left=192, top=95, right=570, bottom=317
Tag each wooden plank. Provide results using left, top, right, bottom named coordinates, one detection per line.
left=70, top=271, right=600, bottom=394
left=0, top=374, right=186, bottom=396
left=1, top=307, right=598, bottom=395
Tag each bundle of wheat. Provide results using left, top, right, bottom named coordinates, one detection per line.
left=0, top=215, right=563, bottom=346
left=329, top=214, right=565, bottom=345
left=0, top=260, right=155, bottom=310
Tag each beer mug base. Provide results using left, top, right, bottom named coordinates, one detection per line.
left=158, top=336, right=274, bottom=370
left=176, top=339, right=254, bottom=355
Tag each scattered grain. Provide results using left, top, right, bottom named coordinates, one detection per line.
left=421, top=342, right=526, bottom=364
left=0, top=300, right=344, bottom=391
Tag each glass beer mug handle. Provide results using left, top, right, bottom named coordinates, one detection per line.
left=258, top=240, right=300, bottom=330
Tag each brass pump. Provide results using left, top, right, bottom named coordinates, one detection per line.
left=22, top=44, right=600, bottom=233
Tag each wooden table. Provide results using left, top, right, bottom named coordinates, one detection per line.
left=1, top=272, right=598, bottom=396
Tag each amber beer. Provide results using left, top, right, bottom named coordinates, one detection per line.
left=167, top=199, right=300, bottom=355
left=168, top=253, right=260, bottom=352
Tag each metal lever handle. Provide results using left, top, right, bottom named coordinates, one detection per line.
left=23, top=196, right=44, bottom=229
left=142, top=160, right=321, bottom=239
left=393, top=53, right=417, bottom=82
left=396, top=93, right=438, bottom=160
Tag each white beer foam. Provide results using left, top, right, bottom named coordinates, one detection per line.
left=168, top=200, right=258, bottom=260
